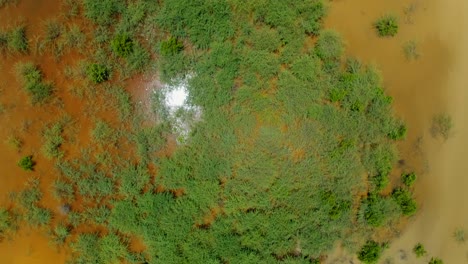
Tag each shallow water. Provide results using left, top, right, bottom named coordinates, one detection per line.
left=326, top=0, right=468, bottom=263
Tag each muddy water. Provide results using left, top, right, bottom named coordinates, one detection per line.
left=326, top=0, right=468, bottom=263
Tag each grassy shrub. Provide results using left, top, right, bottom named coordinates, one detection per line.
left=315, top=30, right=343, bottom=72
left=24, top=206, right=52, bottom=227
left=7, top=25, right=28, bottom=53
left=14, top=62, right=53, bottom=104
left=402, top=172, right=417, bottom=187
left=431, top=113, right=453, bottom=140
left=160, top=37, right=183, bottom=56
left=44, top=19, right=62, bottom=43
left=82, top=0, right=126, bottom=25
left=42, top=122, right=64, bottom=159
left=358, top=241, right=384, bottom=264
left=91, top=120, right=115, bottom=145
left=52, top=179, right=75, bottom=202
left=87, top=63, right=110, bottom=84
left=392, top=188, right=417, bottom=216
left=374, top=15, right=399, bottom=37
left=413, top=243, right=426, bottom=258
left=63, top=24, right=86, bottom=51
left=18, top=155, right=35, bottom=171
left=388, top=122, right=407, bottom=140
left=111, top=34, right=133, bottom=57
left=125, top=41, right=150, bottom=74
left=429, top=257, right=444, bottom=264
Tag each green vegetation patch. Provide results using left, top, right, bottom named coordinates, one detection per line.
left=160, top=37, right=183, bottom=56
left=111, top=34, right=133, bottom=57
left=87, top=63, right=110, bottom=84
left=429, top=257, right=444, bottom=264
left=374, top=15, right=399, bottom=37
left=392, top=188, right=417, bottom=216
left=402, top=172, right=417, bottom=187
left=7, top=25, right=28, bottom=53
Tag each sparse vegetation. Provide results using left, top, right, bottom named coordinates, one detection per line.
left=413, top=243, right=427, bottom=257
left=18, top=155, right=35, bottom=171
left=374, top=15, right=399, bottom=37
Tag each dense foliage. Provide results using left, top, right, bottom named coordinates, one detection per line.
left=413, top=242, right=427, bottom=258
left=374, top=15, right=399, bottom=37
left=17, top=155, right=35, bottom=171
left=3, top=0, right=418, bottom=263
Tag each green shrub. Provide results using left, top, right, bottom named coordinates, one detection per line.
left=315, top=30, right=343, bottom=67
left=413, top=243, right=426, bottom=258
left=431, top=114, right=453, bottom=140
left=388, top=123, right=407, bottom=140
left=15, top=62, right=53, bottom=104
left=24, top=206, right=52, bottom=227
left=374, top=15, right=399, bottom=37
left=402, top=172, right=417, bottom=187
left=358, top=240, right=384, bottom=264
left=392, top=188, right=417, bottom=216
left=52, top=180, right=75, bottom=202
left=82, top=0, right=126, bottom=25
left=360, top=193, right=397, bottom=227
left=429, top=257, right=444, bottom=264
left=44, top=19, right=62, bottom=43
left=160, top=37, right=184, bottom=56
left=7, top=25, right=28, bottom=53
left=111, top=34, right=133, bottom=57
left=87, top=63, right=110, bottom=84
left=18, top=155, right=35, bottom=171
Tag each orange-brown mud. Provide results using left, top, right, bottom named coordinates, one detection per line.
left=325, top=0, right=468, bottom=263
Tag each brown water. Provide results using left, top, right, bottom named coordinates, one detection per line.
left=325, top=0, right=468, bottom=263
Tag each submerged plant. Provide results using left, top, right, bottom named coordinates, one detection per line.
left=454, top=228, right=466, bottom=244
left=403, top=40, right=420, bottom=60
left=431, top=113, right=453, bottom=140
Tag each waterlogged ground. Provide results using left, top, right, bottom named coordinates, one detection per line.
left=326, top=0, right=468, bottom=263
left=0, top=0, right=467, bottom=263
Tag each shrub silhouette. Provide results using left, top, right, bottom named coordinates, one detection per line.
left=18, top=155, right=35, bottom=171
left=374, top=15, right=399, bottom=37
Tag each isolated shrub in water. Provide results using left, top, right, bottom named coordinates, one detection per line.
left=18, top=155, right=35, bottom=171
left=160, top=37, right=183, bottom=56
left=388, top=123, right=407, bottom=140
left=87, top=63, right=110, bottom=84
left=413, top=243, right=426, bottom=258
left=453, top=228, right=466, bottom=244
left=111, top=34, right=133, bottom=57
left=392, top=188, right=417, bottom=216
left=358, top=240, right=384, bottom=264
left=0, top=208, right=11, bottom=234
left=402, top=172, right=417, bottom=187
left=374, top=15, right=399, bottom=37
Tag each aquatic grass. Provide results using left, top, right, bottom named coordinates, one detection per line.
left=454, top=228, right=466, bottom=244
left=14, top=62, right=54, bottom=104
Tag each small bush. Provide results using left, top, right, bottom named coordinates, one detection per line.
left=111, top=34, right=133, bottom=57
left=52, top=180, right=75, bottom=202
left=402, top=172, right=417, bottom=187
left=358, top=240, right=384, bottom=264
left=87, top=63, right=110, bottom=84
left=428, top=257, right=444, bottom=264
left=52, top=223, right=70, bottom=245
left=0, top=208, right=11, bottom=234
left=18, top=155, right=35, bottom=171
left=392, top=188, right=417, bottom=216
left=374, top=15, right=399, bottom=37
left=431, top=114, right=453, bottom=140
left=160, top=37, right=184, bottom=56
left=24, top=206, right=52, bottom=227
left=413, top=243, right=426, bottom=257
left=388, top=123, right=407, bottom=140
left=42, top=123, right=64, bottom=159
left=44, top=19, right=62, bottom=43
left=7, top=25, right=28, bottom=53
